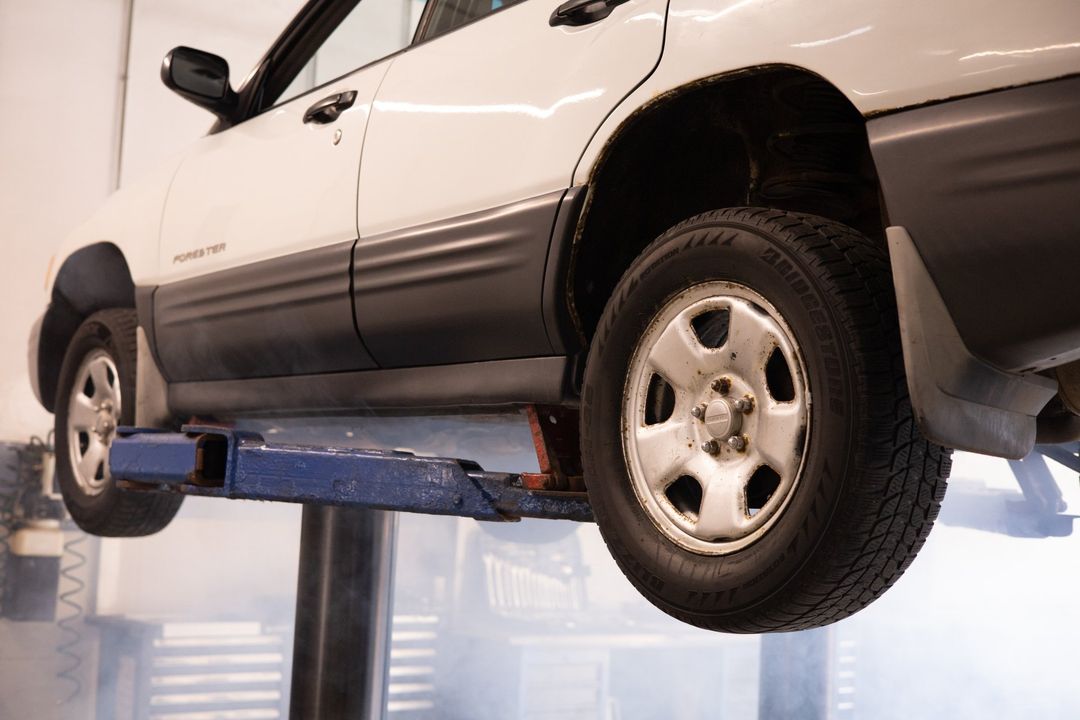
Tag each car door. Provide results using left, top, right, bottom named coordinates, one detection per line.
left=154, top=0, right=429, bottom=383
left=352, top=0, right=668, bottom=367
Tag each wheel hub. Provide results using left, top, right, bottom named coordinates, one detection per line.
left=93, top=403, right=118, bottom=439
left=703, top=398, right=741, bottom=440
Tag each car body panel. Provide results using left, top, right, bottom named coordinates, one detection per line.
left=46, top=157, right=185, bottom=294
left=157, top=59, right=391, bottom=283
left=168, top=356, right=573, bottom=416
left=353, top=190, right=566, bottom=368
left=355, top=0, right=668, bottom=237
left=574, top=0, right=1080, bottom=184
left=153, top=240, right=377, bottom=382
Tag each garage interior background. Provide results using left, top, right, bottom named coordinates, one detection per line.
left=2, top=1, right=1080, bottom=719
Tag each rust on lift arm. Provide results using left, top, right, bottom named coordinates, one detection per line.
left=521, top=405, right=585, bottom=492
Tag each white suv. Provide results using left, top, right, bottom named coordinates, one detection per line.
left=29, top=0, right=1080, bottom=631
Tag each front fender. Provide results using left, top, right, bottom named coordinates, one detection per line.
left=46, top=154, right=184, bottom=296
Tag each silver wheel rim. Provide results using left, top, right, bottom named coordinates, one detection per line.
left=67, top=349, right=122, bottom=496
left=621, top=281, right=811, bottom=555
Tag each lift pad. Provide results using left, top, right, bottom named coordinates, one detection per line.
left=109, top=426, right=593, bottom=523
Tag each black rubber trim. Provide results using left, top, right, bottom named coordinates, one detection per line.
left=168, top=356, right=573, bottom=416
left=134, top=286, right=154, bottom=348
left=353, top=190, right=564, bottom=367
left=134, top=285, right=169, bottom=379
left=35, top=243, right=136, bottom=411
left=868, top=74, right=1080, bottom=373
left=155, top=241, right=377, bottom=382
left=34, top=300, right=80, bottom=413
left=541, top=186, right=588, bottom=355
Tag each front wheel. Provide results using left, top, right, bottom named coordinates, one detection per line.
left=581, top=208, right=951, bottom=632
left=54, top=309, right=183, bottom=536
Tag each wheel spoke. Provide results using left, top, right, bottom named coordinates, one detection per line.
left=634, top=419, right=696, bottom=491
left=90, top=360, right=115, bottom=403
left=754, top=402, right=806, bottom=480
left=689, top=456, right=754, bottom=539
left=725, top=301, right=780, bottom=389
left=647, top=312, right=709, bottom=392
left=69, top=394, right=97, bottom=431
left=77, top=439, right=106, bottom=481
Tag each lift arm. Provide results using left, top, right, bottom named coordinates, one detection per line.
left=109, top=425, right=593, bottom=523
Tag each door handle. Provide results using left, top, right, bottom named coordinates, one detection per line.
left=303, top=90, right=358, bottom=124
left=549, top=0, right=629, bottom=26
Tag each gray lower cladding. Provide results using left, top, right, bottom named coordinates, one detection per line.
left=352, top=189, right=567, bottom=367
left=167, top=355, right=573, bottom=416
left=153, top=188, right=576, bottom=384
left=154, top=241, right=377, bottom=382
left=868, top=74, right=1080, bottom=373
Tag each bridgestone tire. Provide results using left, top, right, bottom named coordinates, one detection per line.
left=54, top=309, right=183, bottom=536
left=581, top=208, right=951, bottom=632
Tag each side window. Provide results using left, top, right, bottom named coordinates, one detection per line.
left=276, top=0, right=428, bottom=106
left=417, top=0, right=525, bottom=42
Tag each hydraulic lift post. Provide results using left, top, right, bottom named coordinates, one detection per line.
left=290, top=505, right=395, bottom=720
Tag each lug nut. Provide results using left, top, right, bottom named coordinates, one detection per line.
left=733, top=397, right=754, bottom=413
left=711, top=377, right=731, bottom=395
left=691, top=404, right=705, bottom=419
left=701, top=440, right=721, bottom=455
left=727, top=435, right=747, bottom=452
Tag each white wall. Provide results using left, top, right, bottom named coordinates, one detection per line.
left=0, top=0, right=128, bottom=443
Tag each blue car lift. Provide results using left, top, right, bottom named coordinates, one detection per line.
left=109, top=424, right=593, bottom=524
left=108, top=418, right=592, bottom=719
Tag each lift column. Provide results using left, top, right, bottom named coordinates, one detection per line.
left=290, top=506, right=396, bottom=720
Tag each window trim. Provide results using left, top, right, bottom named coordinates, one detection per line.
left=413, top=0, right=527, bottom=44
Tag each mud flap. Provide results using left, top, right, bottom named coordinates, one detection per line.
left=887, top=226, right=1057, bottom=459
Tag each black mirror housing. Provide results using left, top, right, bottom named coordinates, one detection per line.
left=161, top=46, right=238, bottom=121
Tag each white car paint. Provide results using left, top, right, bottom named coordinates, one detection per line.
left=355, top=0, right=666, bottom=237
left=48, top=157, right=185, bottom=288
left=45, top=0, right=1080, bottom=292
left=575, top=0, right=1080, bottom=184
left=158, top=61, right=391, bottom=284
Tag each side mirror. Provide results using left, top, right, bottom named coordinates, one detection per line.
left=161, top=46, right=238, bottom=120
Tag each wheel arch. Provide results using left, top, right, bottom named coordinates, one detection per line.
left=568, top=64, right=885, bottom=341
left=37, top=242, right=136, bottom=412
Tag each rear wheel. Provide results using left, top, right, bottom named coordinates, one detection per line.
left=581, top=207, right=951, bottom=632
left=54, top=309, right=183, bottom=536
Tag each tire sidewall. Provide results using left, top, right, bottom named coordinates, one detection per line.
left=54, top=313, right=138, bottom=530
left=583, top=215, right=857, bottom=619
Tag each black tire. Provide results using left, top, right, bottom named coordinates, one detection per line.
left=581, top=207, right=951, bottom=632
left=54, top=309, right=183, bottom=536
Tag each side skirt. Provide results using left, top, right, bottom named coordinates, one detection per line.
left=168, top=356, right=575, bottom=417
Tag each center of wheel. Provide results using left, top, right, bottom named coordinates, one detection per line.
left=703, top=399, right=741, bottom=440
left=94, top=411, right=116, bottom=439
